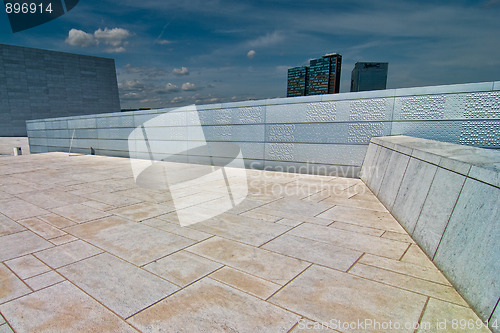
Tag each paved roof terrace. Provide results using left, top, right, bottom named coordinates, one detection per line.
left=0, top=153, right=491, bottom=332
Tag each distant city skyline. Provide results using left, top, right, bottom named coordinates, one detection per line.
left=1, top=0, right=500, bottom=109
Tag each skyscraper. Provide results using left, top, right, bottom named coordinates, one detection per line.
left=350, top=62, right=388, bottom=92
left=307, top=53, right=342, bottom=95
left=286, top=53, right=342, bottom=97
left=287, top=66, right=308, bottom=97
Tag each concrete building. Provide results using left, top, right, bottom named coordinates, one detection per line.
left=350, top=62, right=388, bottom=92
left=287, top=53, right=342, bottom=97
left=0, top=44, right=120, bottom=136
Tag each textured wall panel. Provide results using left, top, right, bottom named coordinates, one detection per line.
left=73, top=129, right=98, bottom=139
left=233, top=106, right=265, bottom=124
left=1, top=44, right=120, bottom=136
left=26, top=81, right=500, bottom=178
left=202, top=125, right=265, bottom=142
left=197, top=106, right=266, bottom=125
left=266, top=122, right=391, bottom=144
left=265, top=143, right=367, bottom=166
left=265, top=103, right=306, bottom=123
left=45, top=120, right=69, bottom=130
left=47, top=138, right=70, bottom=147
left=391, top=121, right=464, bottom=145
left=28, top=138, right=47, bottom=146
left=45, top=129, right=70, bottom=139
left=267, top=124, right=296, bottom=142
left=67, top=139, right=97, bottom=149
left=133, top=139, right=189, bottom=156
left=96, top=115, right=135, bottom=128
left=347, top=122, right=389, bottom=144
left=395, top=95, right=446, bottom=120
left=460, top=120, right=500, bottom=147
left=97, top=139, right=129, bottom=151
left=348, top=98, right=394, bottom=121
left=305, top=102, right=337, bottom=122
left=97, top=128, right=134, bottom=140
left=141, top=126, right=188, bottom=141
left=67, top=118, right=97, bottom=129
left=464, top=91, right=500, bottom=119
left=26, top=121, right=46, bottom=130
left=133, top=112, right=164, bottom=126
left=266, top=103, right=337, bottom=123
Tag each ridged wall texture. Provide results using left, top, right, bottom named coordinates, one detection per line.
left=26, top=81, right=500, bottom=178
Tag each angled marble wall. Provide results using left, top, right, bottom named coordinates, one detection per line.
left=361, top=135, right=500, bottom=332
left=0, top=44, right=120, bottom=136
left=27, top=81, right=500, bottom=177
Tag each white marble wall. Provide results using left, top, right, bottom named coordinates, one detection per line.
left=361, top=135, right=500, bottom=332
left=27, top=81, right=500, bottom=177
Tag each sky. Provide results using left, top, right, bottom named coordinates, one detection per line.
left=1, top=0, right=500, bottom=109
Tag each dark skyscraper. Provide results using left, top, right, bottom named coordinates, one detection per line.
left=350, top=62, right=388, bottom=92
left=287, top=66, right=308, bottom=97
left=286, top=53, right=342, bottom=97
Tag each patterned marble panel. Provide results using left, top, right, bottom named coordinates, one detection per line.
left=266, top=123, right=390, bottom=144
left=96, top=115, right=135, bottom=128
left=265, top=143, right=367, bottom=166
left=202, top=125, right=265, bottom=142
left=67, top=117, right=97, bottom=129
left=464, top=91, right=500, bottom=119
left=395, top=95, right=446, bottom=120
left=266, top=103, right=337, bottom=124
left=45, top=120, right=68, bottom=130
left=460, top=120, right=500, bottom=148
left=390, top=121, right=463, bottom=146
left=97, top=128, right=134, bottom=140
left=347, top=98, right=394, bottom=121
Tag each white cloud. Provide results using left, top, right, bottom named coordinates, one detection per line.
left=118, top=80, right=145, bottom=91
left=156, top=39, right=173, bottom=45
left=121, top=92, right=143, bottom=101
left=123, top=64, right=167, bottom=78
left=182, top=82, right=198, bottom=91
left=65, top=27, right=132, bottom=53
left=247, top=50, right=256, bottom=59
left=65, top=29, right=97, bottom=47
left=275, top=65, right=289, bottom=73
left=107, top=46, right=126, bottom=53
left=94, top=28, right=131, bottom=53
left=171, top=96, right=184, bottom=103
left=94, top=28, right=131, bottom=46
left=248, top=31, right=285, bottom=48
left=155, top=83, right=180, bottom=94
left=165, top=83, right=179, bottom=91
left=173, top=67, right=189, bottom=75
left=193, top=95, right=220, bottom=104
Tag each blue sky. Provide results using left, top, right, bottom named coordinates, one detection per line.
left=1, top=0, right=500, bottom=109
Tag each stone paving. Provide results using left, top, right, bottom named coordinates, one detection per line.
left=0, top=153, right=491, bottom=332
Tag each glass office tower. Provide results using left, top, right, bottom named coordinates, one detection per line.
left=286, top=53, right=342, bottom=97
left=307, top=53, right=342, bottom=95
left=287, top=66, right=308, bottom=97
left=350, top=62, right=388, bottom=92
